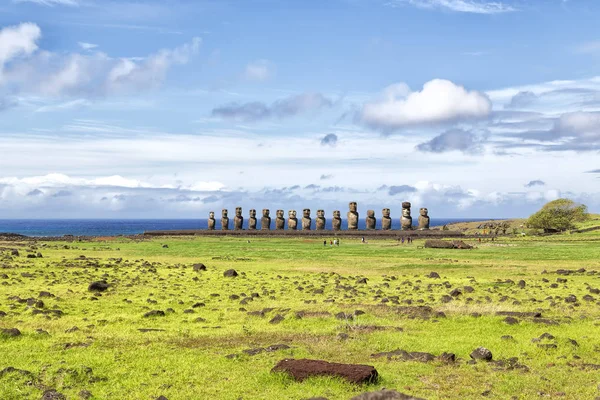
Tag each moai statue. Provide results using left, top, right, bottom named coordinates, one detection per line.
left=248, top=209, right=257, bottom=230
left=418, top=207, right=430, bottom=230
left=332, top=210, right=342, bottom=231
left=261, top=209, right=271, bottom=230
left=275, top=209, right=285, bottom=230
left=288, top=210, right=298, bottom=230
left=302, top=209, right=312, bottom=230
left=208, top=211, right=216, bottom=230
left=347, top=202, right=359, bottom=230
left=234, top=207, right=243, bottom=230
left=366, top=210, right=376, bottom=230
left=401, top=202, right=413, bottom=230
left=221, top=209, right=229, bottom=231
left=316, top=209, right=326, bottom=230
left=381, top=208, right=392, bottom=230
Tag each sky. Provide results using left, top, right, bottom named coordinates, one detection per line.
left=0, top=0, right=599, bottom=219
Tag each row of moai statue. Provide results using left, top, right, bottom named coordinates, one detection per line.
left=207, top=202, right=430, bottom=231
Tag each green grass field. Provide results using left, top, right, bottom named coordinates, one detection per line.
left=1, top=233, right=600, bottom=399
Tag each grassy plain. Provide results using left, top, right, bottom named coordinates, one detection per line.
left=1, top=231, right=600, bottom=399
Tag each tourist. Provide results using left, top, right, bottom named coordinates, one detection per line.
left=323, top=240, right=327, bottom=247
left=401, top=237, right=405, bottom=244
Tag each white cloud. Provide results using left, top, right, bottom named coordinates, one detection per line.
left=243, top=59, right=274, bottom=82
left=0, top=23, right=41, bottom=71
left=35, top=98, right=91, bottom=112
left=78, top=42, right=98, bottom=51
left=107, top=37, right=201, bottom=94
left=388, top=0, right=516, bottom=14
left=0, top=23, right=201, bottom=98
left=556, top=112, right=600, bottom=140
left=361, top=79, right=492, bottom=130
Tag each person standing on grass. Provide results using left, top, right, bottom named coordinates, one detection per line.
left=323, top=240, right=327, bottom=247
left=330, top=240, right=333, bottom=247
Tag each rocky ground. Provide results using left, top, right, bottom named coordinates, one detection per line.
left=0, top=235, right=599, bottom=399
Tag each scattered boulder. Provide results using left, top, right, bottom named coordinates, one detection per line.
left=143, top=310, right=165, bottom=318
left=1, top=328, right=21, bottom=337
left=470, top=347, right=493, bottom=361
left=41, top=390, right=66, bottom=400
left=88, top=281, right=109, bottom=292
left=193, top=263, right=207, bottom=271
left=269, top=314, right=285, bottom=324
left=271, top=359, right=378, bottom=384
left=223, top=269, right=238, bottom=278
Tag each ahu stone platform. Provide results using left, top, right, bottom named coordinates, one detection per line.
left=143, top=229, right=464, bottom=238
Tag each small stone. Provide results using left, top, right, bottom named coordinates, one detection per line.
left=143, top=310, right=165, bottom=318
left=470, top=347, right=493, bottom=361
left=1, top=328, right=21, bottom=337
left=223, top=269, right=238, bottom=278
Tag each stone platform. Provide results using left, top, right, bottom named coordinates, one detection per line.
left=143, top=229, right=463, bottom=238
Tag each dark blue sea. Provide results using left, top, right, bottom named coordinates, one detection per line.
left=0, top=218, right=494, bottom=237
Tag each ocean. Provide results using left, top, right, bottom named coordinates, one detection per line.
left=0, top=218, right=494, bottom=237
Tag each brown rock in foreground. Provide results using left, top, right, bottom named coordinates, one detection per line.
left=271, top=359, right=378, bottom=384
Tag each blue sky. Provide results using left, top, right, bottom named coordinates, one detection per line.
left=0, top=0, right=599, bottom=219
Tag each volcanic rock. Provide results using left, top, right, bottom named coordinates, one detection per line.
left=271, top=359, right=378, bottom=384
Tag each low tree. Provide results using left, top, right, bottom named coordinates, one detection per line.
left=527, top=199, right=589, bottom=233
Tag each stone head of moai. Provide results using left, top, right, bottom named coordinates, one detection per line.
left=349, top=202, right=358, bottom=213
left=222, top=209, right=228, bottom=218
left=381, top=208, right=392, bottom=230
left=366, top=209, right=376, bottom=230
left=332, top=210, right=342, bottom=230
left=303, top=209, right=311, bottom=218
left=401, top=202, right=412, bottom=230
left=347, top=201, right=359, bottom=229
left=289, top=210, right=297, bottom=219
left=249, top=209, right=256, bottom=218
left=263, top=209, right=270, bottom=217
left=234, top=207, right=243, bottom=230
left=315, top=209, right=326, bottom=230
left=418, top=207, right=430, bottom=230
left=275, top=209, right=285, bottom=229
left=208, top=211, right=216, bottom=230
